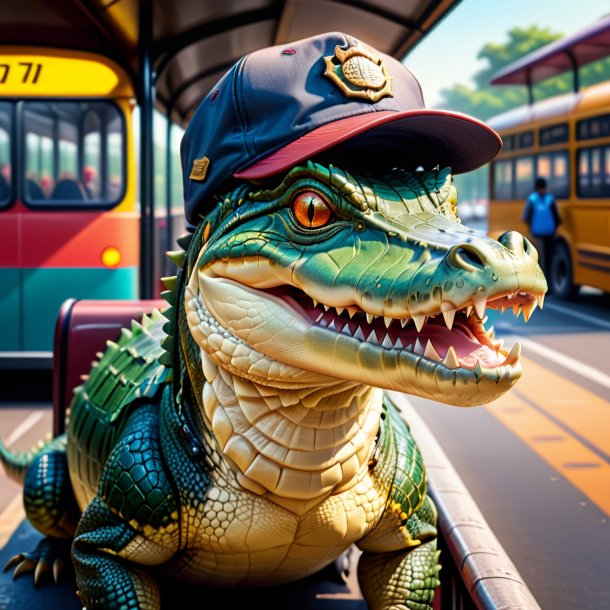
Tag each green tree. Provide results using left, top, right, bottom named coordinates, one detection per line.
left=438, top=25, right=610, bottom=120
left=438, top=23, right=610, bottom=213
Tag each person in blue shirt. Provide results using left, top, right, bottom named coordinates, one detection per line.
left=522, top=177, right=561, bottom=277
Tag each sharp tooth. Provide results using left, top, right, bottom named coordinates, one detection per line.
left=383, top=316, right=392, bottom=328
left=443, top=346, right=460, bottom=369
left=494, top=339, right=504, bottom=353
left=414, top=338, right=425, bottom=355
left=424, top=340, right=442, bottom=362
left=513, top=304, right=521, bottom=318
left=500, top=305, right=506, bottom=314
left=406, top=344, right=413, bottom=351
left=413, top=315, right=426, bottom=333
left=466, top=305, right=473, bottom=317
left=442, top=308, right=456, bottom=330
left=347, top=306, right=359, bottom=318
left=522, top=300, right=537, bottom=322
left=400, top=319, right=408, bottom=328
left=395, top=337, right=404, bottom=349
left=327, top=320, right=337, bottom=331
left=315, top=312, right=324, bottom=323
left=335, top=306, right=345, bottom=316
left=319, top=317, right=328, bottom=327
left=473, top=361, right=483, bottom=378
left=342, top=324, right=353, bottom=337
left=382, top=334, right=393, bottom=349
left=472, top=294, right=486, bottom=319
left=323, top=304, right=329, bottom=312
left=486, top=326, right=495, bottom=340
left=504, top=342, right=522, bottom=365
left=366, top=313, right=374, bottom=324
left=312, top=298, right=319, bottom=308
left=537, top=294, right=545, bottom=309
left=354, top=326, right=366, bottom=341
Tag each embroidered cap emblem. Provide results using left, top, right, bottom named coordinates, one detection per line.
left=323, top=45, right=393, bottom=103
left=189, top=156, right=210, bottom=181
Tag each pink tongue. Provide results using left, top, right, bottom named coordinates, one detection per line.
left=416, top=324, right=478, bottom=359
left=414, top=323, right=505, bottom=368
left=459, top=346, right=505, bottom=368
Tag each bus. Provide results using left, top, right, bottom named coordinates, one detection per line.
left=0, top=48, right=182, bottom=365
left=488, top=83, right=610, bottom=299
left=487, top=18, right=610, bottom=300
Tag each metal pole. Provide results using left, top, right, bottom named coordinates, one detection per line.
left=138, top=0, right=154, bottom=299
left=165, top=110, right=173, bottom=260
left=525, top=69, right=534, bottom=106
left=564, top=50, right=580, bottom=93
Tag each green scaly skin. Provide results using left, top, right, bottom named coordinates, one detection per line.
left=0, top=162, right=546, bottom=610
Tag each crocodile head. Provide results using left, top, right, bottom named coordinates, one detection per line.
left=183, top=161, right=546, bottom=407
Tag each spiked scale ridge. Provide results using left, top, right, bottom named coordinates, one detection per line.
left=268, top=285, right=543, bottom=373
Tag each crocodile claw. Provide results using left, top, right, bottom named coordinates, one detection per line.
left=33, top=558, right=50, bottom=586
left=52, top=558, right=64, bottom=584
left=3, top=538, right=70, bottom=587
left=10, top=556, right=36, bottom=580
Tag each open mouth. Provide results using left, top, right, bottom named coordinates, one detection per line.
left=268, top=286, right=544, bottom=372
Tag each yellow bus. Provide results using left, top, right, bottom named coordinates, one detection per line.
left=487, top=80, right=610, bottom=298
left=0, top=48, right=139, bottom=361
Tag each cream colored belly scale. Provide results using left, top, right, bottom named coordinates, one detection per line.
left=170, top=465, right=388, bottom=587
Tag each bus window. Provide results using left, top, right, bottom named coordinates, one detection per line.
left=493, top=160, right=513, bottom=200
left=536, top=151, right=569, bottom=199
left=578, top=146, right=610, bottom=198
left=515, top=156, right=534, bottom=199
left=552, top=152, right=569, bottom=198
left=591, top=148, right=602, bottom=195
left=539, top=123, right=569, bottom=146
left=577, top=114, right=610, bottom=141
left=518, top=131, right=534, bottom=149
left=22, top=101, right=125, bottom=206
left=0, top=102, right=11, bottom=206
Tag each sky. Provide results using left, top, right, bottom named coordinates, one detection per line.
left=405, top=0, right=610, bottom=108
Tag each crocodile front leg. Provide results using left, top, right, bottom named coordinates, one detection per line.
left=73, top=496, right=163, bottom=610
left=357, top=496, right=441, bottom=610
left=72, top=403, right=180, bottom=610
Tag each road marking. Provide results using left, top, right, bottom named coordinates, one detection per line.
left=544, top=300, right=610, bottom=331
left=517, top=336, right=610, bottom=390
left=515, top=356, right=610, bottom=460
left=486, top=390, right=610, bottom=516
left=4, top=411, right=45, bottom=448
left=0, top=494, right=23, bottom=548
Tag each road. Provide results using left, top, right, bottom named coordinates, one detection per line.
left=409, top=287, right=610, bottom=609
left=0, top=288, right=608, bottom=608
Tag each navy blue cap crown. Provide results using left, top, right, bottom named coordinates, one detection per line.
left=181, top=32, right=429, bottom=223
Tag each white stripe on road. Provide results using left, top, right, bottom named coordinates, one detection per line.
left=517, top=336, right=610, bottom=390
left=0, top=494, right=24, bottom=548
left=544, top=301, right=610, bottom=331
left=5, top=411, right=45, bottom=448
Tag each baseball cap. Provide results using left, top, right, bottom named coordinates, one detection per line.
left=181, top=31, right=501, bottom=224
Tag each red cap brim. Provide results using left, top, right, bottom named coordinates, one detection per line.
left=234, top=109, right=502, bottom=180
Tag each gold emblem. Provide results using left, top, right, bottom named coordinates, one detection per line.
left=323, top=46, right=393, bottom=103
left=189, top=156, right=210, bottom=181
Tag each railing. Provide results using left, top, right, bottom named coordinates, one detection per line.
left=390, top=392, right=541, bottom=610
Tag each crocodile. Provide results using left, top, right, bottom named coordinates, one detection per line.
left=0, top=161, right=546, bottom=609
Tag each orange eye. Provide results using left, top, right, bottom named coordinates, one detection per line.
left=292, top=191, right=333, bottom=229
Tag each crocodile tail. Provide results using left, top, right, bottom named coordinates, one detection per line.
left=0, top=434, right=66, bottom=486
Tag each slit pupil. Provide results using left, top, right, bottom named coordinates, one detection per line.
left=307, top=199, right=315, bottom=225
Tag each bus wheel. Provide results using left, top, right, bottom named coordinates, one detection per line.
left=549, top=240, right=579, bottom=300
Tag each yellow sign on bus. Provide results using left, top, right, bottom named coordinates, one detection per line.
left=0, top=49, right=132, bottom=97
